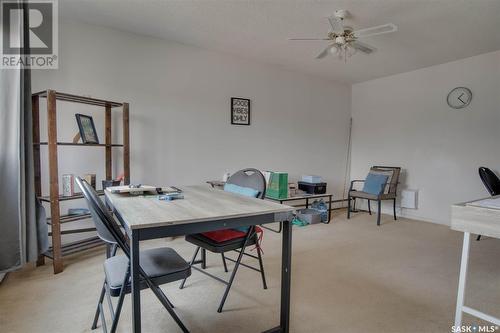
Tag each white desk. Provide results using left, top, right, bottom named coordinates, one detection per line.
left=451, top=197, right=500, bottom=327
left=106, top=185, right=295, bottom=333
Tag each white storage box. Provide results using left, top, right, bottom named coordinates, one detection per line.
left=297, top=208, right=322, bottom=224
left=301, top=175, right=323, bottom=184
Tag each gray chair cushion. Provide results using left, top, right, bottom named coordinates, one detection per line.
left=104, top=247, right=190, bottom=296
left=349, top=190, right=379, bottom=200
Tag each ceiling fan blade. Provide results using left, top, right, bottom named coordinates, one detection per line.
left=351, top=40, right=377, bottom=54
left=289, top=38, right=330, bottom=41
left=353, top=23, right=397, bottom=38
left=328, top=16, right=344, bottom=33
left=316, top=45, right=333, bottom=59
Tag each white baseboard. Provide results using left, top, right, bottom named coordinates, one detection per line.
left=398, top=210, right=449, bottom=226
left=350, top=200, right=449, bottom=226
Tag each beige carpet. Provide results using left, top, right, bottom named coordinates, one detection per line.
left=1, top=211, right=500, bottom=333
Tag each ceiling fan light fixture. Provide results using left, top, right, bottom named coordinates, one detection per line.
left=346, top=44, right=357, bottom=57
left=335, top=36, right=346, bottom=44
left=329, top=44, right=339, bottom=54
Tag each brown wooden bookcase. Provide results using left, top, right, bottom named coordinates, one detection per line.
left=32, top=89, right=130, bottom=274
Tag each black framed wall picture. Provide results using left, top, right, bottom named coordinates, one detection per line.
left=75, top=114, right=99, bottom=144
left=231, top=97, right=251, bottom=125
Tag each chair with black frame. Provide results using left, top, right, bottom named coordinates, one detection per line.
left=180, top=168, right=268, bottom=313
left=347, top=166, right=401, bottom=226
left=75, top=177, right=191, bottom=333
left=476, top=167, right=500, bottom=241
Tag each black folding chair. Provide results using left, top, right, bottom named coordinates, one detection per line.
left=75, top=177, right=191, bottom=333
left=180, top=168, right=268, bottom=313
left=476, top=167, right=500, bottom=241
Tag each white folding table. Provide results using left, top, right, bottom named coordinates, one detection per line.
left=451, top=197, right=500, bottom=327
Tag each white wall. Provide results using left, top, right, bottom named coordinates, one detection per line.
left=32, top=21, right=351, bottom=207
left=31, top=21, right=500, bottom=231
left=350, top=50, right=500, bottom=225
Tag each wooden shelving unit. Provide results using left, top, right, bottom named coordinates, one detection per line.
left=32, top=89, right=130, bottom=274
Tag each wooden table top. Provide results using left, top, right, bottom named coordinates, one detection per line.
left=451, top=197, right=500, bottom=239
left=106, top=185, right=294, bottom=230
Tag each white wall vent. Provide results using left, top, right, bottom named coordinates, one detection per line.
left=401, top=189, right=418, bottom=209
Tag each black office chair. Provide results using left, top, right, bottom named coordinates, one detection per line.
left=180, top=168, right=268, bottom=313
left=75, top=177, right=191, bottom=333
left=476, top=167, right=500, bottom=241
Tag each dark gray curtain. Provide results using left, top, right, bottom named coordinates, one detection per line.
left=0, top=1, right=48, bottom=273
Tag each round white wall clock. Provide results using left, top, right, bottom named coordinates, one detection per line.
left=447, top=87, right=472, bottom=109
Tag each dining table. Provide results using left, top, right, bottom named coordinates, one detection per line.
left=105, top=184, right=295, bottom=333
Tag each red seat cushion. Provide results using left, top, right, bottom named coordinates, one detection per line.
left=201, top=229, right=246, bottom=243
left=202, top=226, right=263, bottom=243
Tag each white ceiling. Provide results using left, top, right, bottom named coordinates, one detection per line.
left=60, top=0, right=500, bottom=83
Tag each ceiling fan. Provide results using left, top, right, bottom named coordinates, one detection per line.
left=289, top=10, right=397, bottom=62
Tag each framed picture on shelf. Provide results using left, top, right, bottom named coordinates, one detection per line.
left=75, top=113, right=99, bottom=144
left=231, top=97, right=250, bottom=125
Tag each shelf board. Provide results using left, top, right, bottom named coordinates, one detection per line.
left=47, top=213, right=92, bottom=224
left=47, top=210, right=111, bottom=224
left=43, top=236, right=104, bottom=259
left=34, top=142, right=123, bottom=147
left=39, top=190, right=104, bottom=202
left=32, top=90, right=123, bottom=108
left=49, top=227, right=97, bottom=236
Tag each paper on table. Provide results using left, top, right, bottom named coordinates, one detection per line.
left=467, top=197, right=500, bottom=210
left=107, top=185, right=181, bottom=194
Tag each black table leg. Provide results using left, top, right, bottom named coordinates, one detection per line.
left=327, top=195, right=332, bottom=223
left=263, top=219, right=292, bottom=333
left=131, top=229, right=141, bottom=333
left=281, top=220, right=292, bottom=332
left=201, top=248, right=207, bottom=269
